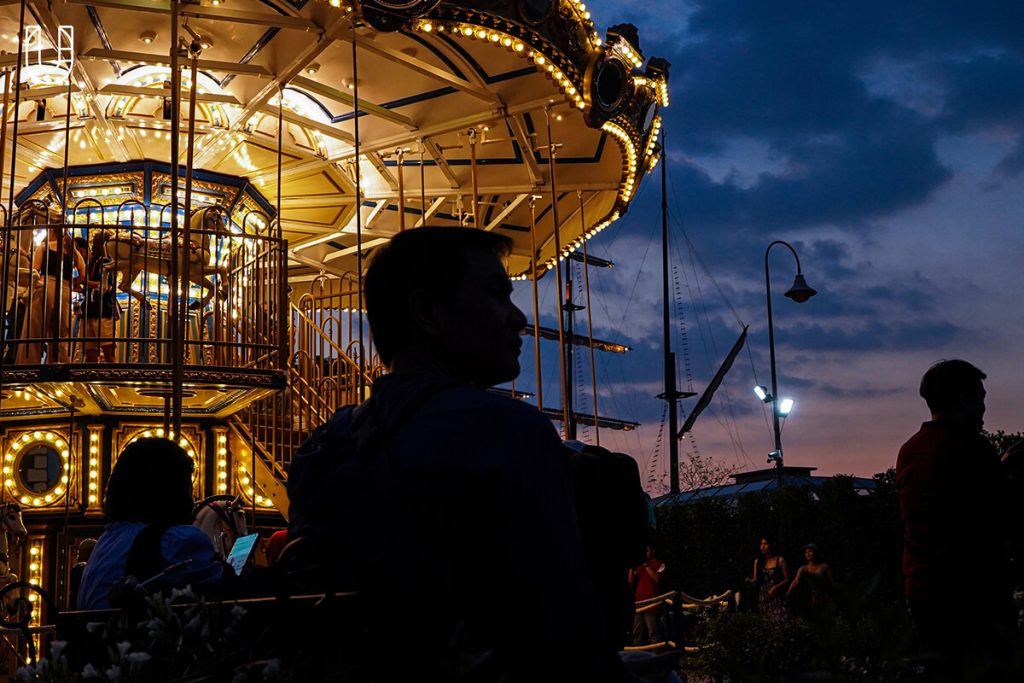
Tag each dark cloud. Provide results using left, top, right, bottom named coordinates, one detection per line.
left=996, top=137, right=1024, bottom=178
left=933, top=53, right=1024, bottom=132
left=609, top=0, right=1024, bottom=234
left=785, top=320, right=961, bottom=351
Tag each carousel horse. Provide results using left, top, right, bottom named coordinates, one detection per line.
left=193, top=494, right=248, bottom=560
left=0, top=503, right=27, bottom=615
left=2, top=198, right=56, bottom=323
left=101, top=207, right=232, bottom=310
left=1, top=234, right=36, bottom=316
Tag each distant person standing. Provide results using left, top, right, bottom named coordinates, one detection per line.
left=786, top=543, right=835, bottom=612
left=896, top=359, right=1022, bottom=674
left=629, top=545, right=666, bottom=645
left=750, top=537, right=789, bottom=622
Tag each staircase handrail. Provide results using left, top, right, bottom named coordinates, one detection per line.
left=290, top=303, right=372, bottom=385
left=288, top=363, right=337, bottom=424
left=227, top=416, right=290, bottom=483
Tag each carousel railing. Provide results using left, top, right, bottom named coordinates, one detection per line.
left=0, top=204, right=287, bottom=376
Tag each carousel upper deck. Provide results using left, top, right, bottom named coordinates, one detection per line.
left=0, top=0, right=665, bottom=510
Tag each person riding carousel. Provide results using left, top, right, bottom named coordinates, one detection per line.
left=77, top=438, right=223, bottom=609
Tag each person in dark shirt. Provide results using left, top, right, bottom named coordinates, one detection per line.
left=77, top=234, right=120, bottom=363
left=896, top=359, right=1022, bottom=676
left=288, top=228, right=627, bottom=682
left=67, top=537, right=97, bottom=610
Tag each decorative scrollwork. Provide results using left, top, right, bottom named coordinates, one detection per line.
left=0, top=580, right=56, bottom=666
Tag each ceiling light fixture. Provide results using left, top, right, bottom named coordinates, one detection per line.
left=305, top=62, right=320, bottom=75
left=139, top=31, right=157, bottom=44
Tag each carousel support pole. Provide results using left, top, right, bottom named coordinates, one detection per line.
left=467, top=128, right=480, bottom=228
left=578, top=191, right=600, bottom=446
left=168, top=0, right=182, bottom=433
left=52, top=63, right=74, bottom=366
left=177, top=41, right=201, bottom=436
left=0, top=66, right=12, bottom=378
left=418, top=138, right=426, bottom=223
left=351, top=19, right=365, bottom=396
left=276, top=85, right=287, bottom=370
left=2, top=3, right=28, bottom=376
left=395, top=147, right=406, bottom=232
left=528, top=196, right=543, bottom=412
left=543, top=106, right=571, bottom=438
left=58, top=403, right=75, bottom=609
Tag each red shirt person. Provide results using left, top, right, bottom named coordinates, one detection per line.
left=896, top=359, right=1022, bottom=674
left=629, top=546, right=666, bottom=645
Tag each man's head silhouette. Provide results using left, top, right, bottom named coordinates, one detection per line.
left=365, top=227, right=527, bottom=388
left=919, top=359, right=987, bottom=433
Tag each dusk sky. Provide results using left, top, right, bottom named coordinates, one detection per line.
left=510, top=0, right=1024, bottom=490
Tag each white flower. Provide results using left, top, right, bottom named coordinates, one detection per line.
left=170, top=586, right=195, bottom=601
left=15, top=665, right=35, bottom=682
left=116, top=641, right=132, bottom=658
left=231, top=605, right=246, bottom=620
left=82, top=663, right=99, bottom=678
left=105, top=664, right=121, bottom=681
left=85, top=621, right=105, bottom=633
left=126, top=652, right=151, bottom=671
left=49, top=640, right=67, bottom=660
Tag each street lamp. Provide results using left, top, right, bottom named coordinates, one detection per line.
left=763, top=240, right=816, bottom=468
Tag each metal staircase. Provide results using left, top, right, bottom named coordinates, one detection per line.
left=233, top=287, right=374, bottom=518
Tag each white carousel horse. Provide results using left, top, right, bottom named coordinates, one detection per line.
left=0, top=503, right=27, bottom=615
left=192, top=494, right=248, bottom=560
left=101, top=207, right=232, bottom=310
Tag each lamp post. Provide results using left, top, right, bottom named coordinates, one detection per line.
left=763, top=240, right=816, bottom=469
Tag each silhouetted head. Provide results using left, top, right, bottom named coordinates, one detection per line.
left=919, top=359, right=986, bottom=432
left=104, top=438, right=194, bottom=525
left=802, top=543, right=821, bottom=563
left=77, top=538, right=98, bottom=563
left=759, top=537, right=775, bottom=556
left=365, top=227, right=527, bottom=387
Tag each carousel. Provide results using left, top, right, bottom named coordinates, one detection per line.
left=0, top=0, right=666, bottom=669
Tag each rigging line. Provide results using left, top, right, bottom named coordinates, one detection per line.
left=649, top=402, right=668, bottom=493
left=662, top=180, right=746, bottom=328
left=617, top=215, right=658, bottom=329
left=746, top=335, right=774, bottom=440
left=670, top=226, right=751, bottom=464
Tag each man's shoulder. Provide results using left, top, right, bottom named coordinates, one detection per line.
left=417, top=383, right=553, bottom=430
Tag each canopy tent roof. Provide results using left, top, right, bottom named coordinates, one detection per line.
left=654, top=466, right=879, bottom=507
left=0, top=0, right=667, bottom=279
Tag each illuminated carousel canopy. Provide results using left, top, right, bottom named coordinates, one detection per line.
left=0, top=0, right=667, bottom=278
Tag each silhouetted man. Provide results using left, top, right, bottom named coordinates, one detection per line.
left=288, top=228, right=627, bottom=682
left=896, top=359, right=1021, bottom=676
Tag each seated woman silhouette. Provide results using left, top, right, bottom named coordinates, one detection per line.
left=77, top=438, right=223, bottom=609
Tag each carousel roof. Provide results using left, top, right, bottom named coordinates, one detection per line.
left=0, top=0, right=667, bottom=278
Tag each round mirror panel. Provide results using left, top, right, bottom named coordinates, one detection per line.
left=16, top=442, right=62, bottom=494
left=594, top=60, right=627, bottom=110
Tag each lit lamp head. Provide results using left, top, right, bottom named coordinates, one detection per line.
left=778, top=398, right=795, bottom=417
left=754, top=385, right=771, bottom=402
left=784, top=273, right=817, bottom=303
